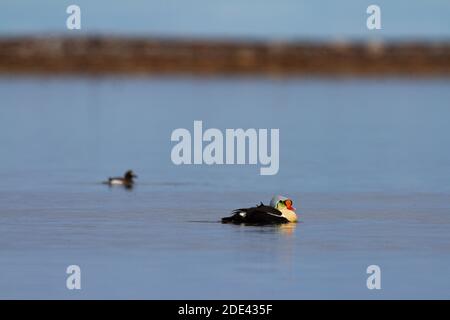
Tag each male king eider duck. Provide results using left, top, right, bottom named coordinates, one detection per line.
left=104, top=170, right=137, bottom=188
left=222, top=195, right=298, bottom=225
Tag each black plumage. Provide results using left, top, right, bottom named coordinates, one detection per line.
left=222, top=203, right=289, bottom=225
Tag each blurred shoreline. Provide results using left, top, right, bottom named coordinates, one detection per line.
left=1, top=36, right=450, bottom=76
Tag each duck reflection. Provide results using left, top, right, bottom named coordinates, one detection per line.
left=276, top=222, right=297, bottom=236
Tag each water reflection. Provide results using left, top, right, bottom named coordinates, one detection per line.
left=276, top=223, right=297, bottom=237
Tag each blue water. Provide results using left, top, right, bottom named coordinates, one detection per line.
left=0, top=77, right=450, bottom=299
left=1, top=1, right=450, bottom=40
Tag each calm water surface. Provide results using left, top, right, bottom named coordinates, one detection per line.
left=0, top=77, right=449, bottom=298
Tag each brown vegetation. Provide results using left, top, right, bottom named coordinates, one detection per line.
left=1, top=36, right=450, bottom=76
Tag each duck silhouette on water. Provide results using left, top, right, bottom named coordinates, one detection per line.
left=222, top=195, right=298, bottom=225
left=104, top=170, right=137, bottom=189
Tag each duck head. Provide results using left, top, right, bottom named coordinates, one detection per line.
left=124, top=170, right=138, bottom=182
left=270, top=195, right=297, bottom=222
left=270, top=195, right=296, bottom=210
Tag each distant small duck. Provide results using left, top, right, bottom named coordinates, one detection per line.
left=222, top=195, right=298, bottom=225
left=104, top=170, right=137, bottom=188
